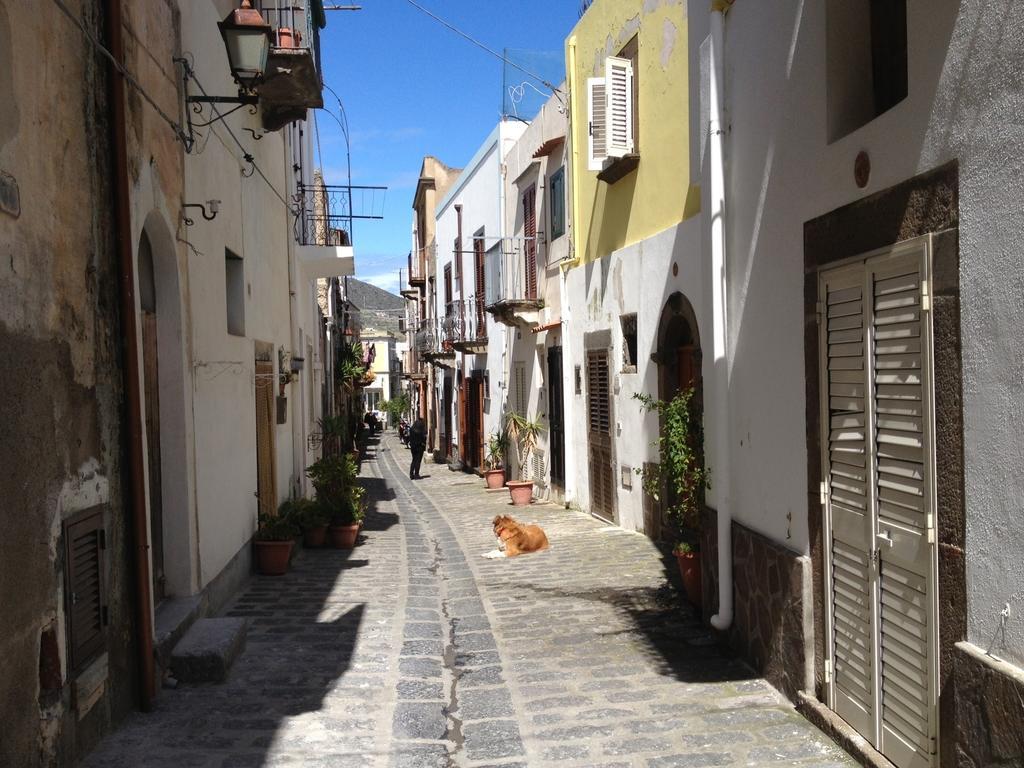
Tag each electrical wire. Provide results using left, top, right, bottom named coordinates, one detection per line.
left=401, top=0, right=564, bottom=98
left=48, top=0, right=189, bottom=146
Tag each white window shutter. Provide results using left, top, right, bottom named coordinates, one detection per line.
left=587, top=77, right=607, bottom=171
left=605, top=55, right=634, bottom=157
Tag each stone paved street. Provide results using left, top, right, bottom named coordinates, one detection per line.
left=84, top=433, right=856, bottom=767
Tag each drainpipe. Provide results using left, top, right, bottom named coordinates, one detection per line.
left=709, top=0, right=734, bottom=632
left=107, top=0, right=156, bottom=710
left=287, top=122, right=303, bottom=496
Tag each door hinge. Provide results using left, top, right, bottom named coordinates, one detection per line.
left=824, top=659, right=833, bottom=683
left=921, top=281, right=931, bottom=312
left=927, top=512, right=935, bottom=543
left=870, top=548, right=880, bottom=568
left=820, top=481, right=827, bottom=505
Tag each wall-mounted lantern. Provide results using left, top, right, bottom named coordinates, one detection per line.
left=218, top=0, right=273, bottom=91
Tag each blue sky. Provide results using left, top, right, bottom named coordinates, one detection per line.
left=316, top=0, right=578, bottom=294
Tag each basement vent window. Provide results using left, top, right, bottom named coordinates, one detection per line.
left=826, top=0, right=908, bottom=142
left=225, top=249, right=246, bottom=337
left=621, top=313, right=638, bottom=373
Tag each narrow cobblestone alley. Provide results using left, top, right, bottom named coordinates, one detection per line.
left=84, top=434, right=855, bottom=768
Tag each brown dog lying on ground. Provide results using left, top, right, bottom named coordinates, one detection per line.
left=488, top=515, right=549, bottom=557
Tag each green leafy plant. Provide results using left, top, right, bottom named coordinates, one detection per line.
left=505, top=412, right=544, bottom=481
left=305, top=454, right=363, bottom=526
left=673, top=540, right=696, bottom=556
left=255, top=510, right=299, bottom=542
left=335, top=341, right=366, bottom=388
left=485, top=430, right=509, bottom=470
left=381, top=393, right=411, bottom=426
left=634, top=388, right=709, bottom=547
left=280, top=498, right=329, bottom=530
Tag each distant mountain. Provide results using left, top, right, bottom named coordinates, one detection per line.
left=345, top=278, right=405, bottom=311
left=346, top=278, right=404, bottom=336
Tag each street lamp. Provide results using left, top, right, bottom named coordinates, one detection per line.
left=218, top=0, right=273, bottom=91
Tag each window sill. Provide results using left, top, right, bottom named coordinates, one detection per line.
left=598, top=154, right=640, bottom=185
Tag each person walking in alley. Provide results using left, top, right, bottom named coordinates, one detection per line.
left=408, top=418, right=426, bottom=479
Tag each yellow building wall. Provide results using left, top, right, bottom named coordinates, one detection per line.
left=566, top=0, right=699, bottom=266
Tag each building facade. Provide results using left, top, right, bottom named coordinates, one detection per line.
left=0, top=1, right=353, bottom=764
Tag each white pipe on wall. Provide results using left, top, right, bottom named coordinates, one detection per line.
left=709, top=0, right=733, bottom=632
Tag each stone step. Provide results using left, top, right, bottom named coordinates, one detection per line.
left=169, top=617, right=248, bottom=684
left=154, top=595, right=204, bottom=673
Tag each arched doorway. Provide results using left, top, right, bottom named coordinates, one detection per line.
left=650, top=292, right=704, bottom=542
left=137, top=211, right=192, bottom=600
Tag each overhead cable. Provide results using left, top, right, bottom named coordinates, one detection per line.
left=48, top=0, right=189, bottom=146
left=401, top=0, right=563, bottom=96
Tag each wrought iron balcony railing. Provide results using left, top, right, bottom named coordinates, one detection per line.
left=409, top=245, right=431, bottom=284
left=485, top=236, right=546, bottom=308
left=296, top=183, right=386, bottom=247
left=444, top=298, right=488, bottom=348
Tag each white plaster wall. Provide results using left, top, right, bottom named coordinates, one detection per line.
left=722, top=0, right=1024, bottom=663
left=179, top=1, right=299, bottom=588
left=434, top=122, right=528, bottom=454
left=563, top=220, right=703, bottom=530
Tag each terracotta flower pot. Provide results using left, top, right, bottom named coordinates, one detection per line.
left=255, top=540, right=293, bottom=576
left=484, top=468, right=505, bottom=490
left=330, top=524, right=359, bottom=549
left=303, top=524, right=327, bottom=548
left=277, top=27, right=301, bottom=48
left=676, top=550, right=702, bottom=608
left=506, top=480, right=533, bottom=506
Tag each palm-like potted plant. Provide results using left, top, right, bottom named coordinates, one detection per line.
left=483, top=430, right=508, bottom=490
left=634, top=387, right=709, bottom=607
left=504, top=411, right=544, bottom=506
left=306, top=453, right=363, bottom=549
left=254, top=507, right=300, bottom=575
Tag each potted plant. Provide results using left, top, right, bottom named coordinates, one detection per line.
left=306, top=454, right=363, bottom=549
left=288, top=498, right=329, bottom=548
left=634, top=387, right=709, bottom=607
left=483, top=430, right=508, bottom=490
left=254, top=510, right=300, bottom=576
left=504, top=412, right=544, bottom=506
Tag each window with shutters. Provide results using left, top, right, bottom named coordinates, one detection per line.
left=586, top=350, right=615, bottom=522
left=588, top=39, right=639, bottom=184
left=522, top=186, right=538, bottom=300
left=819, top=236, right=938, bottom=768
left=513, top=361, right=527, bottom=416
left=473, top=231, right=486, bottom=338
left=549, top=166, right=566, bottom=240
left=64, top=506, right=107, bottom=674
left=443, top=263, right=452, bottom=313
left=453, top=237, right=462, bottom=295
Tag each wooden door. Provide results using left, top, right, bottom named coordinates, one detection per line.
left=586, top=350, right=615, bottom=523
left=474, top=236, right=487, bottom=338
left=547, top=346, right=565, bottom=490
left=255, top=358, right=277, bottom=518
left=819, top=239, right=938, bottom=768
left=141, top=312, right=165, bottom=603
left=523, top=186, right=537, bottom=300
left=443, top=378, right=453, bottom=460
left=459, top=378, right=469, bottom=466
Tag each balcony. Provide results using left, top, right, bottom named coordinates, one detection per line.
left=294, top=182, right=385, bottom=279
left=409, top=246, right=429, bottom=286
left=414, top=319, right=453, bottom=367
left=257, top=1, right=326, bottom=131
left=485, top=238, right=545, bottom=327
left=445, top=298, right=488, bottom=354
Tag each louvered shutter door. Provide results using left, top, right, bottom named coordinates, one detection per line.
left=256, top=360, right=277, bottom=518
left=587, top=78, right=607, bottom=171
left=523, top=187, right=537, bottom=299
left=605, top=56, right=634, bottom=158
left=474, top=237, right=486, bottom=337
left=821, top=264, right=877, bottom=739
left=587, top=351, right=614, bottom=522
left=820, top=241, right=937, bottom=768
left=65, top=507, right=107, bottom=673
left=870, top=252, right=936, bottom=768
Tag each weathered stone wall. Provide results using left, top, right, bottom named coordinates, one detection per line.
left=954, top=642, right=1024, bottom=767
left=701, top=510, right=810, bottom=702
left=0, top=0, right=136, bottom=764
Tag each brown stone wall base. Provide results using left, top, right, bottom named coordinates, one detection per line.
left=699, top=509, right=810, bottom=702
left=796, top=692, right=897, bottom=768
left=953, top=642, right=1024, bottom=766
